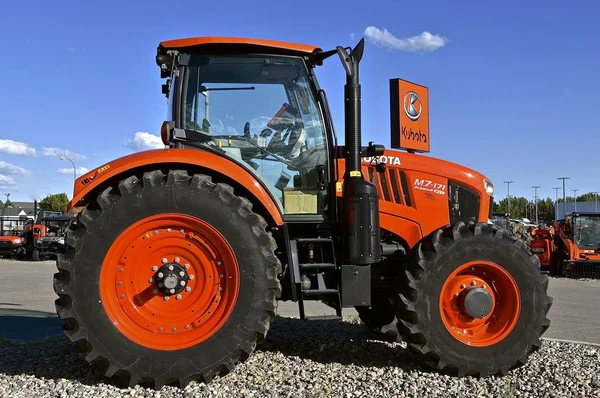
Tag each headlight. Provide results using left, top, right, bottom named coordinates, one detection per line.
left=484, top=179, right=494, bottom=196
left=12, top=238, right=21, bottom=244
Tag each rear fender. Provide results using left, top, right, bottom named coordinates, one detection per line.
left=68, top=148, right=284, bottom=226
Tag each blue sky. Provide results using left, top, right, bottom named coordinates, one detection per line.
left=1, top=0, right=599, bottom=203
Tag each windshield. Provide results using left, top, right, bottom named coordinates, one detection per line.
left=574, top=216, right=600, bottom=248
left=183, top=55, right=329, bottom=215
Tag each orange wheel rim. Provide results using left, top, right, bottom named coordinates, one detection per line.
left=99, top=213, right=239, bottom=350
left=439, top=260, right=521, bottom=347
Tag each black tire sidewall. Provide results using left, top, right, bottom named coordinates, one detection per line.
left=68, top=179, right=272, bottom=376
left=414, top=234, right=547, bottom=370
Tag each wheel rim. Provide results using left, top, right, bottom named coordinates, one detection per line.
left=99, top=213, right=239, bottom=350
left=439, top=260, right=521, bottom=347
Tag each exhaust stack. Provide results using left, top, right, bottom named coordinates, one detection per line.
left=337, top=39, right=381, bottom=265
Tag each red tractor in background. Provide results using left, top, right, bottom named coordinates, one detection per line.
left=53, top=36, right=551, bottom=389
left=531, top=212, right=600, bottom=278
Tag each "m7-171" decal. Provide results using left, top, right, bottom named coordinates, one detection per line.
left=414, top=179, right=446, bottom=195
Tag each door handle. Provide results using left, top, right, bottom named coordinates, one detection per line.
left=316, top=165, right=326, bottom=189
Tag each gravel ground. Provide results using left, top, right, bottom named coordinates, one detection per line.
left=0, top=317, right=599, bottom=398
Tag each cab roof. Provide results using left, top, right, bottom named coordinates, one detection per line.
left=158, top=37, right=322, bottom=56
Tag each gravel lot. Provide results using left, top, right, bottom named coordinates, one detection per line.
left=0, top=317, right=599, bottom=397
left=1, top=259, right=600, bottom=397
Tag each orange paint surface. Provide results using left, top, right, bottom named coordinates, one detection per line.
left=69, top=148, right=284, bottom=226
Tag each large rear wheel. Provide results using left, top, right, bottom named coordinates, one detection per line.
left=396, top=221, right=552, bottom=377
left=53, top=170, right=282, bottom=388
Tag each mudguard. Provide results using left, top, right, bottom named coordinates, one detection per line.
left=67, top=148, right=284, bottom=226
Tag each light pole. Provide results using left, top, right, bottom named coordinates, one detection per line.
left=557, top=177, right=570, bottom=218
left=532, top=185, right=541, bottom=223
left=504, top=181, right=514, bottom=214
left=553, top=187, right=561, bottom=220
left=59, top=156, right=76, bottom=183
left=572, top=189, right=579, bottom=212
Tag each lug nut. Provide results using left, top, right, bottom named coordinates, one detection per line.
left=118, top=268, right=123, bottom=273
left=180, top=229, right=185, bottom=233
left=454, top=293, right=459, bottom=298
left=117, top=281, right=122, bottom=286
left=184, top=324, right=190, bottom=329
left=189, top=275, right=194, bottom=280
left=176, top=294, right=182, bottom=300
left=168, top=265, right=174, bottom=271
left=174, top=257, right=180, bottom=263
left=460, top=284, right=466, bottom=289
left=217, top=261, right=222, bottom=266
left=470, top=281, right=476, bottom=286
left=179, top=271, right=185, bottom=277
left=220, top=274, right=224, bottom=278
left=172, top=328, right=177, bottom=332
left=180, top=281, right=185, bottom=286
left=152, top=266, right=158, bottom=272
left=167, top=228, right=172, bottom=232
left=162, top=258, right=168, bottom=264
left=153, top=230, right=158, bottom=235
left=169, top=288, right=175, bottom=294
left=158, top=327, right=163, bottom=332
left=148, top=278, right=154, bottom=283
left=153, top=289, right=159, bottom=294
left=185, top=286, right=191, bottom=292
left=119, top=294, right=124, bottom=299
left=482, top=284, right=487, bottom=289
left=158, top=282, right=164, bottom=288
left=158, top=272, right=164, bottom=278
left=163, top=296, right=170, bottom=301
left=218, top=287, right=223, bottom=291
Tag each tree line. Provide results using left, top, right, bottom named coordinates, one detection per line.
left=493, top=192, right=600, bottom=221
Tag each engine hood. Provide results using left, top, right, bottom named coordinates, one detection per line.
left=361, top=149, right=493, bottom=194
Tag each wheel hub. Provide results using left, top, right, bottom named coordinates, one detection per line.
left=155, top=262, right=189, bottom=295
left=462, top=287, right=493, bottom=319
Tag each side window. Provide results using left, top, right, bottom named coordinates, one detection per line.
left=185, top=56, right=330, bottom=216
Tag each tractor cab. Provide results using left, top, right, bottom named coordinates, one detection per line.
left=157, top=41, right=336, bottom=219
left=566, top=212, right=600, bottom=250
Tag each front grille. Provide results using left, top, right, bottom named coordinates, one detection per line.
left=0, top=241, right=12, bottom=248
left=449, top=181, right=480, bottom=224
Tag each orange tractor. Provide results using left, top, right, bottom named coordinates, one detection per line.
left=54, top=36, right=551, bottom=388
left=531, top=212, right=600, bottom=277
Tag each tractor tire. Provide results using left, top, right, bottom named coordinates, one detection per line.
left=53, top=170, right=282, bottom=389
left=396, top=221, right=552, bottom=377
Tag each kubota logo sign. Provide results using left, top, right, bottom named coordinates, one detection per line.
left=403, top=91, right=422, bottom=121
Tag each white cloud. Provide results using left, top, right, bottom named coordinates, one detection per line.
left=363, top=27, right=448, bottom=52
left=0, top=173, right=15, bottom=186
left=57, top=167, right=89, bottom=176
left=124, top=132, right=165, bottom=151
left=43, top=147, right=86, bottom=161
left=68, top=47, right=76, bottom=53
left=0, top=139, right=36, bottom=156
left=0, top=161, right=29, bottom=176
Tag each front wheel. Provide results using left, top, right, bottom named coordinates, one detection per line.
left=396, top=222, right=552, bottom=377
left=53, top=170, right=282, bottom=388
